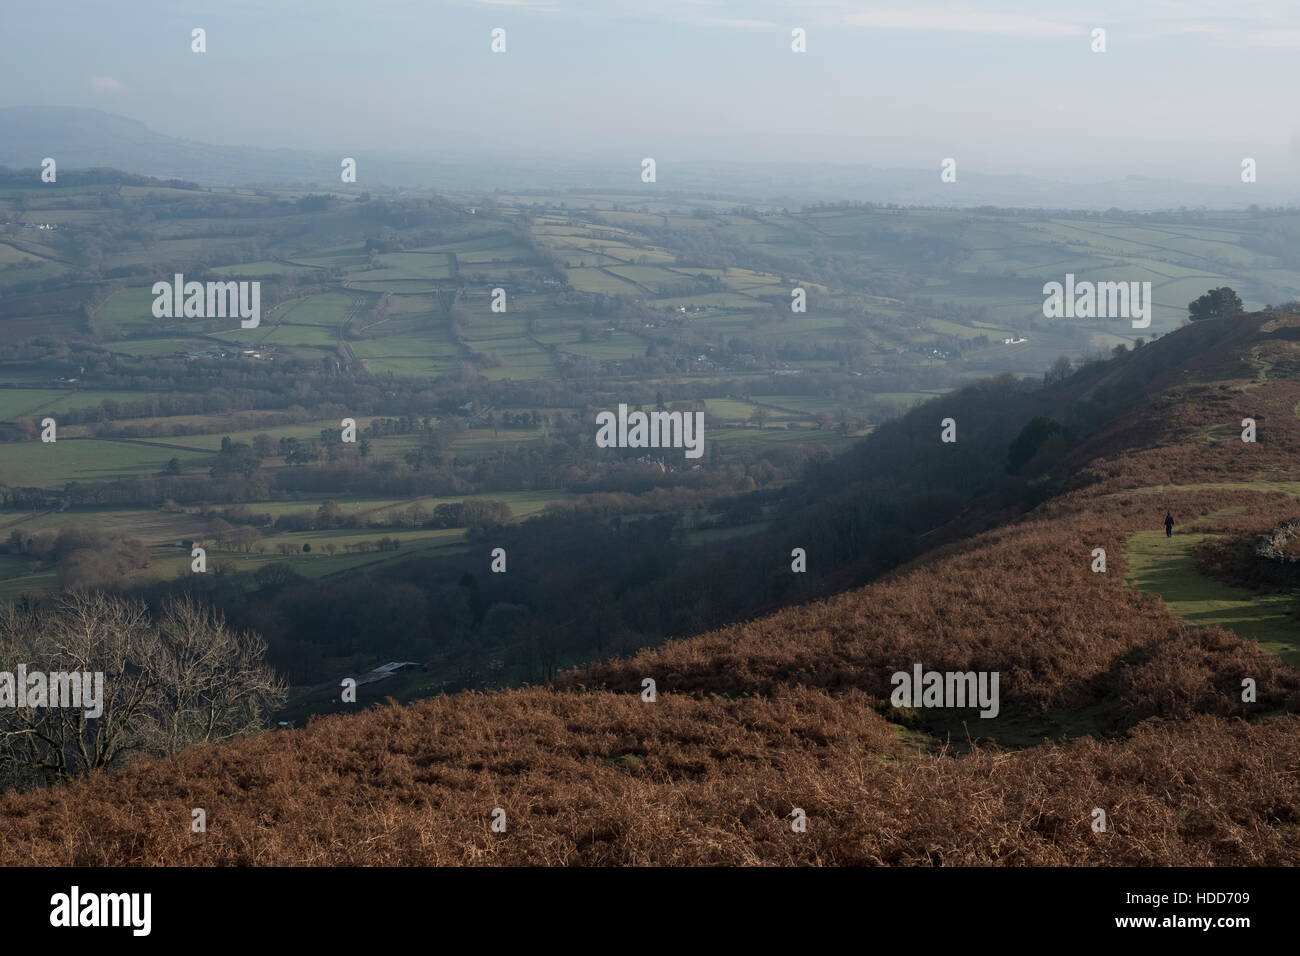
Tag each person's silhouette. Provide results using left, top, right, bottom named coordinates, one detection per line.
left=1164, top=511, right=1174, bottom=538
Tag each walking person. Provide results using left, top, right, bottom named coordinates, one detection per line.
left=1164, top=510, right=1174, bottom=538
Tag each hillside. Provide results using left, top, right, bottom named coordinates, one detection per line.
left=1, top=310, right=1298, bottom=865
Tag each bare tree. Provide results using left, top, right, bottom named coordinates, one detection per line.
left=0, top=593, right=156, bottom=787
left=0, top=592, right=285, bottom=791
left=143, top=597, right=284, bottom=755
left=230, top=526, right=262, bottom=554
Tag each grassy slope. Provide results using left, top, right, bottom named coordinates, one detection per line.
left=1125, top=528, right=1299, bottom=666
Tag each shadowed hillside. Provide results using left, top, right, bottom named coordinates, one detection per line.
left=2, top=311, right=1299, bottom=865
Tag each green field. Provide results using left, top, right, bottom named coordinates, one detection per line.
left=1125, top=527, right=1300, bottom=666
left=0, top=437, right=213, bottom=485
left=4, top=180, right=1300, bottom=607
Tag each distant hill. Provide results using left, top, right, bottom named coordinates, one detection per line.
left=1, top=309, right=1297, bottom=865
left=0, top=106, right=334, bottom=187
left=3, top=106, right=1298, bottom=208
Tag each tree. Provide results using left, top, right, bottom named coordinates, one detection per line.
left=229, top=527, right=261, bottom=554
left=164, top=457, right=182, bottom=476
left=315, top=499, right=343, bottom=528
left=481, top=602, right=529, bottom=645
left=461, top=498, right=512, bottom=530
left=254, top=563, right=302, bottom=589
left=1007, top=416, right=1063, bottom=475
left=148, top=598, right=285, bottom=755
left=406, top=504, right=429, bottom=528
left=0, top=593, right=284, bottom=790
left=1044, top=356, right=1073, bottom=385
left=1188, top=287, right=1243, bottom=321
left=252, top=433, right=275, bottom=458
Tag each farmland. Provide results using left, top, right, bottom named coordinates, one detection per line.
left=3, top=183, right=1299, bottom=588
left=3, top=169, right=1299, bottom=708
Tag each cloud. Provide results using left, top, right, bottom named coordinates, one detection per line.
left=90, top=76, right=122, bottom=93
left=471, top=0, right=557, bottom=8
left=692, top=16, right=781, bottom=30
left=1239, top=28, right=1300, bottom=47
left=841, top=9, right=1082, bottom=37
left=559, top=1, right=1295, bottom=43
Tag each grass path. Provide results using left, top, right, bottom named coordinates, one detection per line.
left=1124, top=527, right=1299, bottom=666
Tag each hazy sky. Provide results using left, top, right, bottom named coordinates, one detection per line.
left=3, top=0, right=1299, bottom=183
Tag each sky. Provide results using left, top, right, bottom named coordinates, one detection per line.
left=2, top=0, right=1298, bottom=184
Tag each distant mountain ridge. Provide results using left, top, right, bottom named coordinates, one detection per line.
left=3, top=106, right=1297, bottom=210
left=0, top=106, right=335, bottom=187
